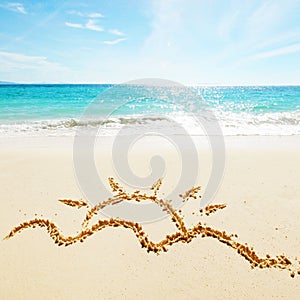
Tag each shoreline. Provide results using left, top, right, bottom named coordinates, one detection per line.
left=0, top=134, right=300, bottom=149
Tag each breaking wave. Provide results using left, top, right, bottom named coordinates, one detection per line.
left=1, top=110, right=300, bottom=136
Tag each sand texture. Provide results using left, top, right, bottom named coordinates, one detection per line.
left=1, top=136, right=300, bottom=299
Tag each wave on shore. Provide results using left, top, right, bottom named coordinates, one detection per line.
left=1, top=110, right=299, bottom=137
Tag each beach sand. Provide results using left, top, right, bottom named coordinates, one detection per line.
left=0, top=136, right=300, bottom=299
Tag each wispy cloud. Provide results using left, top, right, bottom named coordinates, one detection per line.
left=252, top=43, right=300, bottom=60
left=251, top=30, right=300, bottom=53
left=0, top=51, right=67, bottom=71
left=0, top=2, right=27, bottom=14
left=85, top=19, right=104, bottom=32
left=67, top=10, right=103, bottom=18
left=65, top=22, right=84, bottom=29
left=109, top=29, right=125, bottom=36
left=65, top=19, right=104, bottom=32
left=0, top=51, right=71, bottom=83
left=103, top=38, right=127, bottom=45
left=143, top=0, right=183, bottom=59
left=215, top=1, right=300, bottom=65
left=247, top=0, right=299, bottom=36
left=218, top=9, right=240, bottom=40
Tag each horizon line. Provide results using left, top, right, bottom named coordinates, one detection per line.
left=1, top=81, right=300, bottom=87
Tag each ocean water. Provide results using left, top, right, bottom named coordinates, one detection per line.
left=0, top=84, right=299, bottom=136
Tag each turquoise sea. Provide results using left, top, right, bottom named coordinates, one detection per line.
left=0, top=84, right=299, bottom=136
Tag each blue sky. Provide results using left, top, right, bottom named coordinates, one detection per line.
left=0, top=0, right=300, bottom=85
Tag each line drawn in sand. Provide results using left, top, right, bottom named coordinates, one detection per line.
left=4, top=178, right=300, bottom=278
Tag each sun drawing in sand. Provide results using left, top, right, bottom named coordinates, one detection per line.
left=4, top=178, right=300, bottom=278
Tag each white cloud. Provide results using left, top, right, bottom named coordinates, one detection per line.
left=252, top=43, right=300, bottom=60
left=0, top=51, right=73, bottom=83
left=67, top=10, right=103, bottom=18
left=103, top=38, right=127, bottom=45
left=85, top=19, right=104, bottom=32
left=65, top=19, right=104, bottom=32
left=65, top=22, right=84, bottom=29
left=0, top=2, right=27, bottom=14
left=88, top=12, right=103, bottom=18
left=109, top=29, right=125, bottom=36
left=0, top=51, right=68, bottom=71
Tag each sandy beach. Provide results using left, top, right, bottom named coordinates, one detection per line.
left=1, top=0, right=300, bottom=298
left=0, top=135, right=300, bottom=299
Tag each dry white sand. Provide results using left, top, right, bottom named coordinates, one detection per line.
left=0, top=136, right=300, bottom=299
